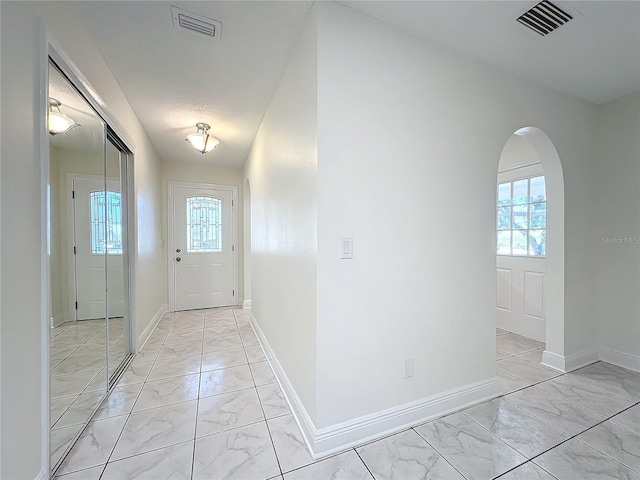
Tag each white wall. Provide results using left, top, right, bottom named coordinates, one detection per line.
left=595, top=93, right=640, bottom=366
left=161, top=161, right=244, bottom=305
left=313, top=2, right=599, bottom=431
left=243, top=14, right=318, bottom=421
left=0, top=2, right=165, bottom=477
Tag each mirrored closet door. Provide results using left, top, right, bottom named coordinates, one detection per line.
left=48, top=59, right=133, bottom=473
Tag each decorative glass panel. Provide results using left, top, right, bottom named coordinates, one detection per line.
left=530, top=176, right=546, bottom=202
left=529, top=230, right=546, bottom=256
left=90, top=191, right=122, bottom=255
left=512, top=205, right=528, bottom=229
left=497, top=231, right=511, bottom=255
left=512, top=179, right=528, bottom=205
left=512, top=230, right=528, bottom=255
left=187, top=196, right=222, bottom=253
left=498, top=183, right=511, bottom=206
left=497, top=206, right=511, bottom=230
left=530, top=202, right=546, bottom=229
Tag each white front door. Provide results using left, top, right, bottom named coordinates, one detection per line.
left=73, top=178, right=124, bottom=320
left=171, top=185, right=235, bottom=311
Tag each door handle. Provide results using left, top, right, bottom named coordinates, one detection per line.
left=176, top=257, right=181, bottom=262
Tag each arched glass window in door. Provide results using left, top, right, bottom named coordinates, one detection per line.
left=186, top=196, right=222, bottom=253
left=90, top=190, right=123, bottom=255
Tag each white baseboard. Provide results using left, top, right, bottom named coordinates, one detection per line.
left=541, top=350, right=567, bottom=372
left=35, top=468, right=49, bottom=480
left=137, top=303, right=168, bottom=351
left=50, top=312, right=71, bottom=328
left=599, top=348, right=640, bottom=373
left=242, top=299, right=252, bottom=309
left=250, top=313, right=501, bottom=459
left=564, top=347, right=600, bottom=372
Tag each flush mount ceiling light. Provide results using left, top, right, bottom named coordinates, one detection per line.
left=48, top=98, right=81, bottom=135
left=186, top=122, right=220, bottom=154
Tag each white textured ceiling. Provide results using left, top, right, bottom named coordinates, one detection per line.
left=73, top=1, right=639, bottom=167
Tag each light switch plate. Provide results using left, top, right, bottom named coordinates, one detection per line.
left=340, top=237, right=353, bottom=259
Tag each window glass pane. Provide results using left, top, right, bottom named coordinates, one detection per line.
left=90, top=190, right=122, bottom=255
left=497, top=231, right=511, bottom=255
left=497, top=206, right=511, bottom=230
left=530, top=202, right=546, bottom=229
left=512, top=230, right=528, bottom=255
left=498, top=183, right=511, bottom=206
left=513, top=179, right=528, bottom=205
left=530, top=176, right=546, bottom=202
left=512, top=205, right=528, bottom=229
left=529, top=230, right=546, bottom=255
left=187, top=196, right=222, bottom=253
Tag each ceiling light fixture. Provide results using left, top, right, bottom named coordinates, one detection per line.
left=48, top=98, right=81, bottom=135
left=186, top=122, right=220, bottom=154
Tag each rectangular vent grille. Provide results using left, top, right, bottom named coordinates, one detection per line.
left=517, top=1, right=572, bottom=36
left=171, top=6, right=221, bottom=39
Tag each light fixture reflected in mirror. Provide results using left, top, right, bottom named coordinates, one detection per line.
left=186, top=122, right=220, bottom=154
left=48, top=98, right=81, bottom=135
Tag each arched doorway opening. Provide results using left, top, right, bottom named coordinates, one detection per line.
left=496, top=127, right=566, bottom=371
left=243, top=178, right=252, bottom=309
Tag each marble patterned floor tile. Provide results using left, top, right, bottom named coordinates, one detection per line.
left=463, top=398, right=567, bottom=458
left=497, top=461, right=557, bottom=480
left=51, top=395, right=78, bottom=427
left=205, top=317, right=237, bottom=328
left=205, top=324, right=240, bottom=337
left=496, top=357, right=560, bottom=384
left=57, top=415, right=128, bottom=475
left=496, top=328, right=509, bottom=336
left=101, top=440, right=194, bottom=480
left=201, top=347, right=248, bottom=372
left=52, top=424, right=84, bottom=466
left=169, top=321, right=204, bottom=333
left=497, top=371, right=530, bottom=395
left=110, top=400, right=198, bottom=461
left=193, top=421, right=280, bottom=479
left=268, top=414, right=314, bottom=473
left=568, top=362, right=640, bottom=401
left=611, top=404, right=640, bottom=434
left=536, top=375, right=634, bottom=417
left=245, top=344, right=267, bottom=363
left=238, top=322, right=254, bottom=335
left=116, top=361, right=154, bottom=386
left=515, top=349, right=544, bottom=365
left=576, top=420, right=640, bottom=472
left=56, top=465, right=105, bottom=480
left=196, top=388, right=264, bottom=437
left=497, top=337, right=538, bottom=355
left=257, top=383, right=291, bottom=419
left=133, top=373, right=200, bottom=412
left=147, top=354, right=202, bottom=381
left=534, top=438, right=640, bottom=480
left=164, top=328, right=206, bottom=344
left=54, top=391, right=105, bottom=429
left=52, top=371, right=101, bottom=398
left=241, top=332, right=260, bottom=346
left=156, top=340, right=203, bottom=359
left=52, top=354, right=106, bottom=376
left=83, top=369, right=108, bottom=393
left=144, top=332, right=168, bottom=346
left=285, top=450, right=373, bottom=480
left=200, top=364, right=255, bottom=398
left=250, top=361, right=277, bottom=386
left=414, top=412, right=526, bottom=480
left=202, top=334, right=244, bottom=353
left=496, top=349, right=511, bottom=360
left=504, top=386, right=605, bottom=435
left=502, top=333, right=545, bottom=349
left=94, top=383, right=144, bottom=420
left=357, top=429, right=463, bottom=479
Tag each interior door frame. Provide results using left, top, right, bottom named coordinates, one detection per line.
left=168, top=181, right=239, bottom=312
left=66, top=173, right=120, bottom=321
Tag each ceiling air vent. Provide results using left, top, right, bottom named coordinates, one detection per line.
left=171, top=6, right=222, bottom=39
left=517, top=1, right=572, bottom=36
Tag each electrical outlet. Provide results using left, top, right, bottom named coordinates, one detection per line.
left=403, top=357, right=414, bottom=378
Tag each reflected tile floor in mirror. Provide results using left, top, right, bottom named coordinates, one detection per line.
left=55, top=315, right=640, bottom=479
left=51, top=317, right=126, bottom=466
